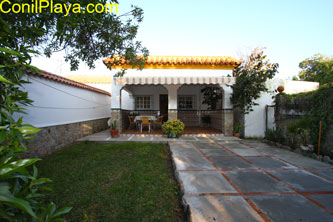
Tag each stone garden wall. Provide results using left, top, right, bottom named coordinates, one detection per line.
left=25, top=118, right=109, bottom=157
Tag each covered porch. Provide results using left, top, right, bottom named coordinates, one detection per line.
left=111, top=76, right=235, bottom=135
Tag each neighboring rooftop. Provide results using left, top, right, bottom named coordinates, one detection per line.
left=26, top=70, right=111, bottom=96
left=64, top=75, right=112, bottom=84
left=104, top=56, right=241, bottom=70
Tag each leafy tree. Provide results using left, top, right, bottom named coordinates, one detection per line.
left=0, top=0, right=147, bottom=220
left=298, top=54, right=333, bottom=85
left=230, top=48, right=279, bottom=113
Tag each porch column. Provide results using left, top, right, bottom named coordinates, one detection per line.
left=164, top=85, right=181, bottom=120
left=221, top=84, right=234, bottom=136
left=111, top=77, right=123, bottom=131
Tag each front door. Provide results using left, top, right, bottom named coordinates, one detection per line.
left=159, top=94, right=168, bottom=122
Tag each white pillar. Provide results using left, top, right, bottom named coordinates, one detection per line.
left=164, top=85, right=181, bottom=120
left=111, top=77, right=124, bottom=131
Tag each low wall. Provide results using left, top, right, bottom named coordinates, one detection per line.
left=26, top=118, right=109, bottom=157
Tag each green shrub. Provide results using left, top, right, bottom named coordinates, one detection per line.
left=201, top=115, right=211, bottom=124
left=265, top=128, right=284, bottom=144
left=162, top=119, right=185, bottom=136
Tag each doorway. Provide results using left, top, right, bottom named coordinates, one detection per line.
left=159, top=94, right=168, bottom=122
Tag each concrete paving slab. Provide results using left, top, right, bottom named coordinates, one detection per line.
left=195, top=137, right=217, bottom=143
left=254, top=147, right=299, bottom=156
left=225, top=171, right=292, bottom=193
left=249, top=194, right=333, bottom=222
left=184, top=196, right=264, bottom=222
left=169, top=142, right=195, bottom=149
left=268, top=170, right=333, bottom=192
left=200, top=149, right=234, bottom=156
left=279, top=156, right=333, bottom=168
left=310, top=169, right=333, bottom=180
left=245, top=156, right=296, bottom=169
left=211, top=157, right=257, bottom=170
left=308, top=194, right=333, bottom=211
left=218, top=142, right=250, bottom=149
left=196, top=143, right=223, bottom=149
left=173, top=156, right=215, bottom=170
left=230, top=148, right=265, bottom=156
left=170, top=147, right=203, bottom=157
left=178, top=171, right=236, bottom=194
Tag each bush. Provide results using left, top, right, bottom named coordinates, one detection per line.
left=162, top=119, right=185, bottom=137
left=201, top=115, right=211, bottom=124
left=265, top=128, right=284, bottom=144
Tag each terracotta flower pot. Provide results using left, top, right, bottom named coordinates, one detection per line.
left=234, top=133, right=241, bottom=138
left=277, top=86, right=284, bottom=93
left=110, top=129, right=119, bottom=138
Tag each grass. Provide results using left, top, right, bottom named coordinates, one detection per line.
left=37, top=142, right=184, bottom=222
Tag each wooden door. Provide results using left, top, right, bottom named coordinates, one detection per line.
left=159, top=94, right=168, bottom=122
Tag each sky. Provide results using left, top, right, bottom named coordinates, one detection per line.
left=33, top=0, right=333, bottom=79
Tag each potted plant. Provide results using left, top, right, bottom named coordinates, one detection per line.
left=162, top=119, right=185, bottom=138
left=110, top=120, right=119, bottom=138
left=201, top=115, right=211, bottom=127
left=234, top=121, right=243, bottom=138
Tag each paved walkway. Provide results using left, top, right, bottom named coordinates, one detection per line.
left=170, top=139, right=333, bottom=222
left=79, top=130, right=333, bottom=221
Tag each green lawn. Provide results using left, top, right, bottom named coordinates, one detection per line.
left=37, top=142, right=184, bottom=222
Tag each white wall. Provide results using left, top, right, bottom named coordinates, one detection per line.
left=125, top=85, right=168, bottom=110
left=86, top=83, right=111, bottom=93
left=244, top=79, right=319, bottom=138
left=13, top=75, right=111, bottom=128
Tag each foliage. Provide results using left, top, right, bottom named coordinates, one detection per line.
left=276, top=85, right=333, bottom=154
left=37, top=142, right=185, bottom=221
left=233, top=121, right=243, bottom=134
left=0, top=76, right=72, bottom=221
left=201, top=86, right=222, bottom=110
left=0, top=0, right=148, bottom=73
left=265, top=128, right=284, bottom=144
left=1, top=0, right=147, bottom=220
left=298, top=54, right=333, bottom=85
left=111, top=120, right=117, bottom=130
left=230, top=48, right=279, bottom=113
left=162, top=120, right=185, bottom=136
left=201, top=115, right=211, bottom=124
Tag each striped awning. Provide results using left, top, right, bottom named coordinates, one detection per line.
left=114, top=76, right=235, bottom=85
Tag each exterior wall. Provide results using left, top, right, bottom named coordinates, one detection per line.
left=244, top=79, right=319, bottom=138
left=25, top=118, right=109, bottom=157
left=125, top=85, right=168, bottom=110
left=14, top=75, right=111, bottom=128
left=86, top=83, right=111, bottom=93
left=12, top=75, right=111, bottom=157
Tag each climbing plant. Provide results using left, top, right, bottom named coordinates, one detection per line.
left=201, top=86, right=222, bottom=110
left=276, top=85, right=333, bottom=154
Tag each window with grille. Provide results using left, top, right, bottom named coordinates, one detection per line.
left=135, top=96, right=152, bottom=109
left=178, top=95, right=195, bottom=110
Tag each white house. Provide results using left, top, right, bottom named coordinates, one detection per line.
left=104, top=56, right=241, bottom=135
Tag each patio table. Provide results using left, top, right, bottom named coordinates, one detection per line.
left=134, top=115, right=156, bottom=122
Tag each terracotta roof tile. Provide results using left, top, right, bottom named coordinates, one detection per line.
left=26, top=70, right=111, bottom=96
left=103, top=56, right=240, bottom=69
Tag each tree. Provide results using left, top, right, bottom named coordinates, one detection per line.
left=0, top=1, right=147, bottom=220
left=298, top=54, right=333, bottom=85
left=230, top=48, right=279, bottom=113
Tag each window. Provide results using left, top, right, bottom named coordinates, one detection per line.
left=178, top=95, right=195, bottom=109
left=135, top=96, right=152, bottom=109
